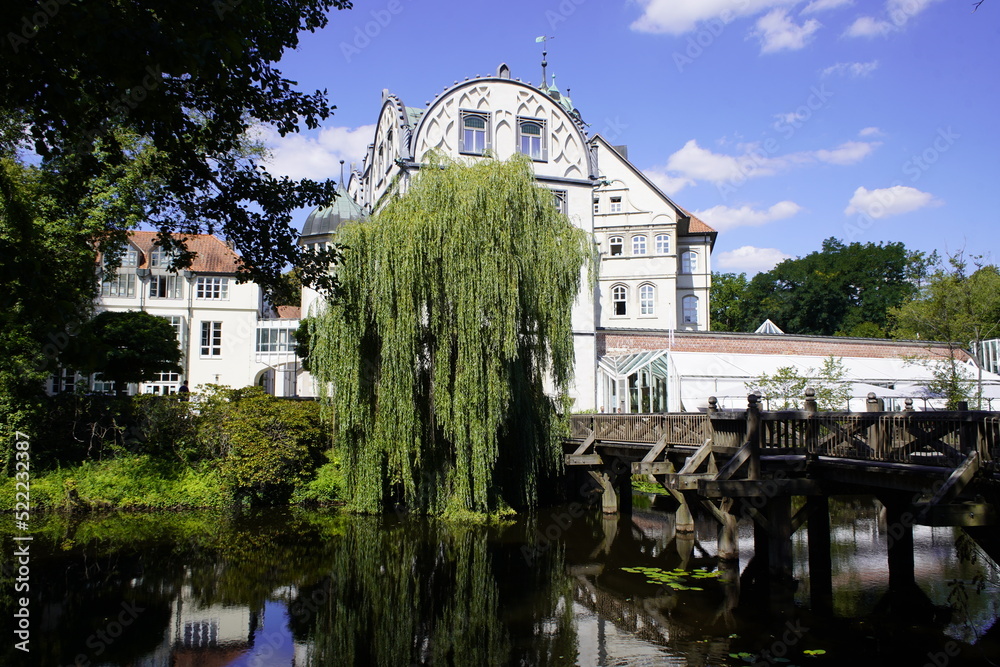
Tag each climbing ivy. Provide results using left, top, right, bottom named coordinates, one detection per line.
left=308, top=154, right=590, bottom=514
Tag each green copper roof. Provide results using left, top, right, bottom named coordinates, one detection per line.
left=301, top=187, right=365, bottom=238
left=406, top=106, right=424, bottom=127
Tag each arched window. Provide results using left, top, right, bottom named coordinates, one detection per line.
left=655, top=234, right=670, bottom=254
left=608, top=236, right=623, bottom=256
left=460, top=111, right=490, bottom=155
left=518, top=118, right=545, bottom=160
left=632, top=235, right=647, bottom=255
left=639, top=283, right=655, bottom=315
left=612, top=284, right=628, bottom=316
left=681, top=250, right=698, bottom=274
left=682, top=295, right=699, bottom=324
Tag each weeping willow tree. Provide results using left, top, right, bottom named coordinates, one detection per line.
left=308, top=154, right=590, bottom=515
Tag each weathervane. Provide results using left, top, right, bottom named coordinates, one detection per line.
left=535, top=35, right=554, bottom=88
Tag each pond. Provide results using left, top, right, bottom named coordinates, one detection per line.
left=3, top=497, right=998, bottom=666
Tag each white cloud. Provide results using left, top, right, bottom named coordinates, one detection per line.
left=822, top=60, right=879, bottom=77
left=859, top=126, right=883, bottom=137
left=751, top=9, right=821, bottom=53
left=812, top=140, right=879, bottom=165
left=644, top=168, right=696, bottom=196
left=630, top=0, right=797, bottom=35
left=844, top=16, right=892, bottom=37
left=845, top=0, right=941, bottom=37
left=256, top=124, right=376, bottom=181
left=716, top=246, right=793, bottom=273
left=652, top=138, right=878, bottom=187
left=801, top=0, right=853, bottom=14
left=844, top=185, right=942, bottom=219
left=693, top=201, right=802, bottom=232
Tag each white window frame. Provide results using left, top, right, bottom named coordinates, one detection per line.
left=655, top=234, right=670, bottom=254
left=681, top=251, right=698, bottom=274
left=593, top=197, right=600, bottom=214
left=632, top=235, right=647, bottom=255
left=682, top=295, right=699, bottom=325
left=149, top=248, right=176, bottom=269
left=159, top=315, right=184, bottom=347
left=459, top=110, right=491, bottom=155
left=609, top=236, right=623, bottom=257
left=101, top=272, right=136, bottom=298
left=517, top=117, right=547, bottom=161
left=612, top=284, right=628, bottom=316
left=256, top=328, right=295, bottom=353
left=610, top=196, right=623, bottom=213
left=196, top=277, right=229, bottom=300
left=200, top=321, right=223, bottom=357
left=639, top=283, right=655, bottom=315
left=149, top=275, right=181, bottom=299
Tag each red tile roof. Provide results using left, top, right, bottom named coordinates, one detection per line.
left=682, top=209, right=716, bottom=234
left=125, top=231, right=241, bottom=274
left=276, top=305, right=301, bottom=319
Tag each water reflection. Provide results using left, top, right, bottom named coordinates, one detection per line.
left=2, top=499, right=998, bottom=666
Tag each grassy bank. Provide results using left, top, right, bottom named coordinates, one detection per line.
left=2, top=454, right=343, bottom=511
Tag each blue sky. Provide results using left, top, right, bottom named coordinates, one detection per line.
left=265, top=0, right=1000, bottom=275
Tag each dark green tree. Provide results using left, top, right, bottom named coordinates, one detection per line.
left=739, top=238, right=933, bottom=336
left=71, top=311, right=182, bottom=395
left=710, top=272, right=750, bottom=332
left=1, top=0, right=351, bottom=295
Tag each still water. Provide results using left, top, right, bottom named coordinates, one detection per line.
left=3, top=497, right=999, bottom=666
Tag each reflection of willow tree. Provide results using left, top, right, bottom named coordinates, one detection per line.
left=298, top=518, right=579, bottom=667
left=307, top=155, right=590, bottom=514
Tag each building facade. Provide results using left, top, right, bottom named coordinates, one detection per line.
left=63, top=232, right=305, bottom=397
left=299, top=63, right=716, bottom=411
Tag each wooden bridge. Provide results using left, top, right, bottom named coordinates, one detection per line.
left=565, top=391, right=1000, bottom=609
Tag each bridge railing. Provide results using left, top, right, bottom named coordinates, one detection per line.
left=569, top=400, right=1000, bottom=467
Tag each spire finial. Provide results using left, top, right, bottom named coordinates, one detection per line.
left=535, top=35, right=554, bottom=88
left=339, top=160, right=345, bottom=187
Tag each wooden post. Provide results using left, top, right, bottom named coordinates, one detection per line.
left=904, top=398, right=914, bottom=412
left=767, top=495, right=794, bottom=581
left=867, top=392, right=887, bottom=458
left=674, top=491, right=695, bottom=534
left=718, top=509, right=739, bottom=562
left=804, top=387, right=818, bottom=460
left=957, top=401, right=974, bottom=455
left=885, top=500, right=915, bottom=591
left=807, top=495, right=832, bottom=614
left=747, top=394, right=761, bottom=481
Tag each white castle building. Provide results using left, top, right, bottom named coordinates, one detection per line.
left=299, top=62, right=717, bottom=412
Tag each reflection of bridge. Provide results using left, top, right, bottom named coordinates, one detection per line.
left=565, top=392, right=1000, bottom=611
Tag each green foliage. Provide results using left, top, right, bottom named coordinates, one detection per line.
left=747, top=356, right=850, bottom=410
left=1, top=0, right=353, bottom=295
left=0, top=456, right=228, bottom=511
left=290, top=457, right=345, bottom=505
left=67, top=310, right=182, bottom=393
left=710, top=272, right=750, bottom=332
left=308, top=155, right=590, bottom=514
left=213, top=387, right=329, bottom=505
left=891, top=253, right=1000, bottom=408
left=733, top=238, right=933, bottom=335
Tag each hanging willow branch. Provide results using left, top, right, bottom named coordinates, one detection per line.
left=308, top=153, right=590, bottom=515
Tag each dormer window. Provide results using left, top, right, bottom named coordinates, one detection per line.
left=610, top=196, right=622, bottom=213
left=517, top=118, right=546, bottom=161
left=122, top=249, right=138, bottom=267
left=460, top=111, right=491, bottom=155
left=149, top=247, right=176, bottom=269
left=609, top=236, right=623, bottom=256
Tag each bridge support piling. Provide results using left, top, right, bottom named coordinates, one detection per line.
left=767, top=496, right=794, bottom=581
left=885, top=500, right=915, bottom=591
left=807, top=495, right=833, bottom=614
left=718, top=509, right=739, bottom=562
left=670, top=490, right=695, bottom=534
